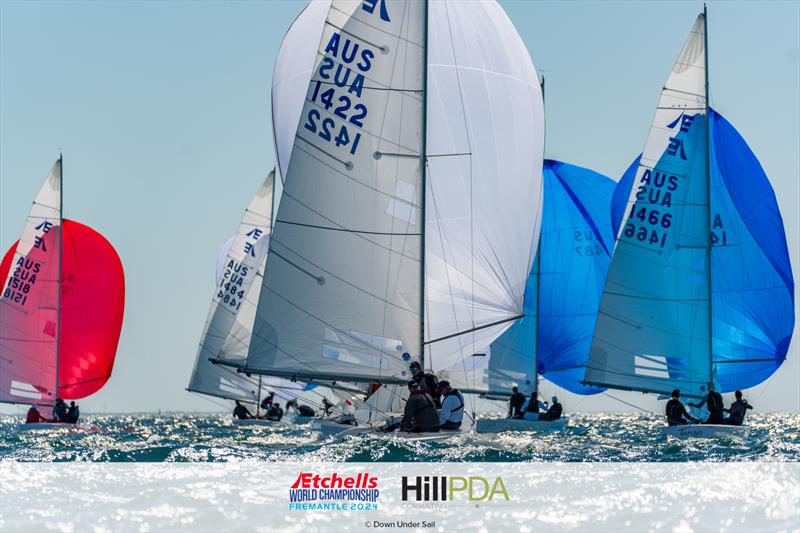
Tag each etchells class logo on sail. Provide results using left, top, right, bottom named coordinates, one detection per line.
left=288, top=473, right=379, bottom=511
left=400, top=475, right=509, bottom=508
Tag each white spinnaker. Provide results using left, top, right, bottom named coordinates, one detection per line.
left=585, top=14, right=711, bottom=398
left=187, top=172, right=275, bottom=401
left=272, top=0, right=332, bottom=182
left=424, top=0, right=543, bottom=390
left=0, top=161, right=61, bottom=405
left=266, top=1, right=543, bottom=396
left=248, top=0, right=426, bottom=382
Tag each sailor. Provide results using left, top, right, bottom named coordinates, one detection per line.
left=409, top=361, right=441, bottom=408
left=666, top=389, right=699, bottom=426
left=438, top=381, right=464, bottom=430
left=689, top=383, right=724, bottom=424
left=400, top=380, right=439, bottom=433
left=538, top=396, right=563, bottom=421
left=521, top=393, right=546, bottom=420
left=724, top=390, right=753, bottom=426
left=294, top=403, right=316, bottom=417
left=25, top=404, right=48, bottom=424
left=233, top=400, right=253, bottom=420
left=53, top=398, right=68, bottom=422
left=260, top=392, right=275, bottom=412
left=65, top=401, right=80, bottom=424
left=508, top=386, right=526, bottom=418
left=322, top=397, right=335, bottom=417
left=267, top=402, right=284, bottom=421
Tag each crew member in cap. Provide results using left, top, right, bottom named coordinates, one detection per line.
left=438, top=380, right=465, bottom=430
left=538, top=395, right=563, bottom=421
left=399, top=380, right=440, bottom=433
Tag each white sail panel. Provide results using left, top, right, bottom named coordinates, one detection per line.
left=272, top=0, right=332, bottom=182
left=424, top=0, right=544, bottom=383
left=0, top=161, right=62, bottom=406
left=187, top=172, right=275, bottom=401
left=247, top=0, right=426, bottom=382
left=585, top=15, right=711, bottom=397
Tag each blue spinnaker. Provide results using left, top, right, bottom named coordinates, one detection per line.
left=488, top=160, right=613, bottom=396
left=609, top=109, right=794, bottom=392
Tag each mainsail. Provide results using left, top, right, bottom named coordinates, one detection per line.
left=586, top=13, right=711, bottom=398
left=609, top=110, right=794, bottom=393
left=479, top=161, right=613, bottom=397
left=188, top=171, right=277, bottom=402
left=584, top=11, right=795, bottom=398
left=242, top=0, right=543, bottom=400
left=0, top=160, right=125, bottom=405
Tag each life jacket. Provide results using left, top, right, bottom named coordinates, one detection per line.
left=443, top=389, right=464, bottom=413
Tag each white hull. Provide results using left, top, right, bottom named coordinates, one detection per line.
left=291, top=415, right=314, bottom=425
left=661, top=424, right=749, bottom=439
left=232, top=418, right=278, bottom=427
left=476, top=416, right=568, bottom=433
left=308, top=418, right=360, bottom=437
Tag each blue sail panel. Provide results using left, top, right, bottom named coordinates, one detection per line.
left=709, top=109, right=794, bottom=391
left=537, top=161, right=614, bottom=395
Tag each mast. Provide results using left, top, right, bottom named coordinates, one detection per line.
left=534, top=74, right=544, bottom=397
left=704, top=5, right=713, bottom=389
left=55, top=153, right=63, bottom=403
left=256, top=375, right=262, bottom=418
left=419, top=0, right=429, bottom=370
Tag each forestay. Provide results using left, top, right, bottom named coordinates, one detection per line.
left=188, top=172, right=276, bottom=401
left=585, top=14, right=712, bottom=398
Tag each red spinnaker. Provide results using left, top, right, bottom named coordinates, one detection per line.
left=0, top=220, right=125, bottom=399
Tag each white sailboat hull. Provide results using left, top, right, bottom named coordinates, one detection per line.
left=232, top=418, right=278, bottom=427
left=476, top=416, right=568, bottom=433
left=661, top=424, right=749, bottom=439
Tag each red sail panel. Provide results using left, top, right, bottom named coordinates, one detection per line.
left=0, top=220, right=125, bottom=400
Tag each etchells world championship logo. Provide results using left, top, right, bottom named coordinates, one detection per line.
left=288, top=472, right=379, bottom=511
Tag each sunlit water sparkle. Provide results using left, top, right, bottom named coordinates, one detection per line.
left=1, top=412, right=797, bottom=463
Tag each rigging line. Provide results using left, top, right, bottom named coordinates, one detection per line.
left=424, top=314, right=524, bottom=345
left=604, top=392, right=655, bottom=414
left=275, top=219, right=420, bottom=237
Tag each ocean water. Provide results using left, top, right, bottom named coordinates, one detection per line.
left=1, top=412, right=798, bottom=463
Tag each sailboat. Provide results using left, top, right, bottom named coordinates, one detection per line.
left=474, top=159, right=614, bottom=433
left=584, top=9, right=794, bottom=439
left=0, top=158, right=125, bottom=429
left=187, top=170, right=350, bottom=426
left=215, top=0, right=544, bottom=440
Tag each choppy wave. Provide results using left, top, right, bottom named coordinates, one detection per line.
left=1, top=413, right=797, bottom=462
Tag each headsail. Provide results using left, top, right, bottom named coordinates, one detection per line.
left=187, top=172, right=275, bottom=401
left=585, top=14, right=712, bottom=398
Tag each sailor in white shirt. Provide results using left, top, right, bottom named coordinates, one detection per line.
left=438, top=380, right=464, bottom=430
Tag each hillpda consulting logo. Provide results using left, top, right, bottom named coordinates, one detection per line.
left=400, top=475, right=509, bottom=509
left=288, top=472, right=379, bottom=511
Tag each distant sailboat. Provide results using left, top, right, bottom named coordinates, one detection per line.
left=0, top=158, right=125, bottom=428
left=475, top=160, right=614, bottom=433
left=584, top=9, right=794, bottom=438
left=216, top=0, right=544, bottom=439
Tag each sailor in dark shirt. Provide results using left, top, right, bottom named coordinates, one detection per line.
left=233, top=400, right=253, bottom=420
left=666, top=389, right=699, bottom=426
left=689, top=383, right=724, bottom=424
left=508, top=386, right=526, bottom=418
left=724, top=390, right=753, bottom=426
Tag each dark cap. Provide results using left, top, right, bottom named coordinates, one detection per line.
left=672, top=389, right=680, bottom=397
left=409, top=361, right=421, bottom=370
left=438, top=380, right=450, bottom=390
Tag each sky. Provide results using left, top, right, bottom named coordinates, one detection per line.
left=1, top=0, right=798, bottom=414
